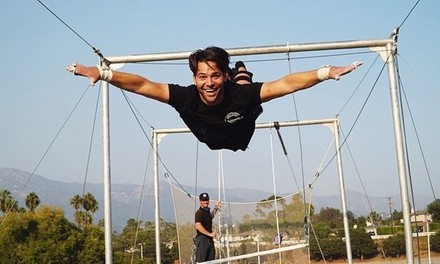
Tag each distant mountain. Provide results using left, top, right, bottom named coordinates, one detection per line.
left=0, top=167, right=273, bottom=231
left=0, top=167, right=434, bottom=232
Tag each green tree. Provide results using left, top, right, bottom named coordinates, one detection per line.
left=354, top=215, right=367, bottom=227
left=283, top=193, right=309, bottom=225
left=309, top=235, right=345, bottom=261
left=254, top=195, right=284, bottom=218
left=427, top=199, right=440, bottom=222
left=0, top=189, right=18, bottom=214
left=367, top=211, right=382, bottom=226
left=17, top=206, right=80, bottom=263
left=83, top=192, right=99, bottom=218
left=310, top=222, right=332, bottom=238
left=314, top=207, right=343, bottom=229
left=0, top=206, right=105, bottom=263
left=112, top=218, right=178, bottom=264
left=392, top=209, right=403, bottom=220
left=431, top=231, right=440, bottom=252
left=350, top=228, right=378, bottom=260
left=70, top=193, right=99, bottom=227
left=25, top=192, right=40, bottom=212
left=0, top=210, right=30, bottom=262
left=77, top=225, right=105, bottom=263
left=382, top=233, right=406, bottom=257
left=70, top=194, right=83, bottom=226
left=70, top=194, right=82, bottom=211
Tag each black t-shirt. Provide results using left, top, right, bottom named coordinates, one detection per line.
left=195, top=207, right=213, bottom=237
left=168, top=81, right=263, bottom=151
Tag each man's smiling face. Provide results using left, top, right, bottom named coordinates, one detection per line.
left=194, top=61, right=226, bottom=106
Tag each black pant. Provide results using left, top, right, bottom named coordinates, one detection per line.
left=195, top=235, right=215, bottom=262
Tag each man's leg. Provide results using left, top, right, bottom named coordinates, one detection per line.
left=207, top=239, right=215, bottom=261
left=195, top=236, right=209, bottom=262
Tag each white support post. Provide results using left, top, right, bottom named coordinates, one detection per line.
left=152, top=130, right=161, bottom=264
left=102, top=79, right=113, bottom=264
left=333, top=118, right=353, bottom=264
left=385, top=33, right=414, bottom=264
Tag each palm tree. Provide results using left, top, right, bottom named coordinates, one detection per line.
left=70, top=194, right=83, bottom=226
left=83, top=192, right=98, bottom=224
left=70, top=194, right=83, bottom=211
left=25, top=192, right=41, bottom=212
left=83, top=193, right=98, bottom=213
left=70, top=193, right=99, bottom=227
left=0, top=189, right=18, bottom=214
left=0, top=189, right=11, bottom=213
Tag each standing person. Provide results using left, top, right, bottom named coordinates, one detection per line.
left=67, top=46, right=361, bottom=151
left=194, top=192, right=221, bottom=262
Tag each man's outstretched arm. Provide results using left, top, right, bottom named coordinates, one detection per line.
left=260, top=61, right=362, bottom=103
left=67, top=64, right=170, bottom=103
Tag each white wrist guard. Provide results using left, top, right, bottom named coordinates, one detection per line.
left=317, top=65, right=331, bottom=81
left=97, top=65, right=113, bottom=82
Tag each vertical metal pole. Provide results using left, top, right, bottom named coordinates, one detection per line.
left=140, top=242, right=144, bottom=260
left=153, top=131, right=162, bottom=264
left=333, top=118, right=353, bottom=264
left=102, top=80, right=113, bottom=264
left=427, top=221, right=431, bottom=264
left=385, top=39, right=414, bottom=264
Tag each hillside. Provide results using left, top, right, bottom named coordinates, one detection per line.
left=0, top=167, right=434, bottom=232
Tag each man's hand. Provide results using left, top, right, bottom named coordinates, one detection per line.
left=329, top=61, right=363, bottom=81
left=66, top=63, right=100, bottom=86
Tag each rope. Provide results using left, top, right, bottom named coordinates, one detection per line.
left=35, top=0, right=108, bottom=63
left=398, top=0, right=422, bottom=30
left=396, top=56, right=424, bottom=264
left=338, top=54, right=381, bottom=114
left=273, top=123, right=303, bottom=194
left=396, top=55, right=437, bottom=200
left=216, top=150, right=231, bottom=259
left=269, top=128, right=282, bottom=261
left=0, top=84, right=92, bottom=228
left=339, top=126, right=376, bottom=218
left=285, top=52, right=311, bottom=262
left=192, top=141, right=199, bottom=264
left=307, top=138, right=334, bottom=188
left=285, top=52, right=308, bottom=212
left=165, top=175, right=184, bottom=264
left=129, top=148, right=153, bottom=264
left=81, top=85, right=101, bottom=198
left=76, top=84, right=102, bottom=221
left=119, top=89, right=191, bottom=195
left=319, top=55, right=390, bottom=176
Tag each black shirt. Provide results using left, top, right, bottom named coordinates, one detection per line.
left=168, top=81, right=263, bottom=151
left=195, top=207, right=213, bottom=237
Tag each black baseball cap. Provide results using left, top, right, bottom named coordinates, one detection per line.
left=199, top=193, right=210, bottom=201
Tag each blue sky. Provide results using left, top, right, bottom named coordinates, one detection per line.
left=1, top=1, right=439, bottom=209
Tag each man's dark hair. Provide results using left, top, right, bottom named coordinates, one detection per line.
left=189, top=46, right=230, bottom=76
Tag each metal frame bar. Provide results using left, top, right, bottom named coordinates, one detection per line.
left=101, top=30, right=413, bottom=264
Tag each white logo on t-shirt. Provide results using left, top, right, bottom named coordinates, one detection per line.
left=224, top=112, right=243, bottom=123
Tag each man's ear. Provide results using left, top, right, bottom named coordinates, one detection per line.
left=225, top=72, right=231, bottom=81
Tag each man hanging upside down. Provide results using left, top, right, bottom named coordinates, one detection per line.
left=67, top=46, right=362, bottom=151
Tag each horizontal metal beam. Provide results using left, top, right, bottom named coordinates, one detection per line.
left=107, top=37, right=394, bottom=64
left=152, top=118, right=338, bottom=136
left=198, top=243, right=308, bottom=264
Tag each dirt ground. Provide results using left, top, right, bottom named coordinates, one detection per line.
left=330, top=253, right=440, bottom=264
left=284, top=250, right=440, bottom=264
